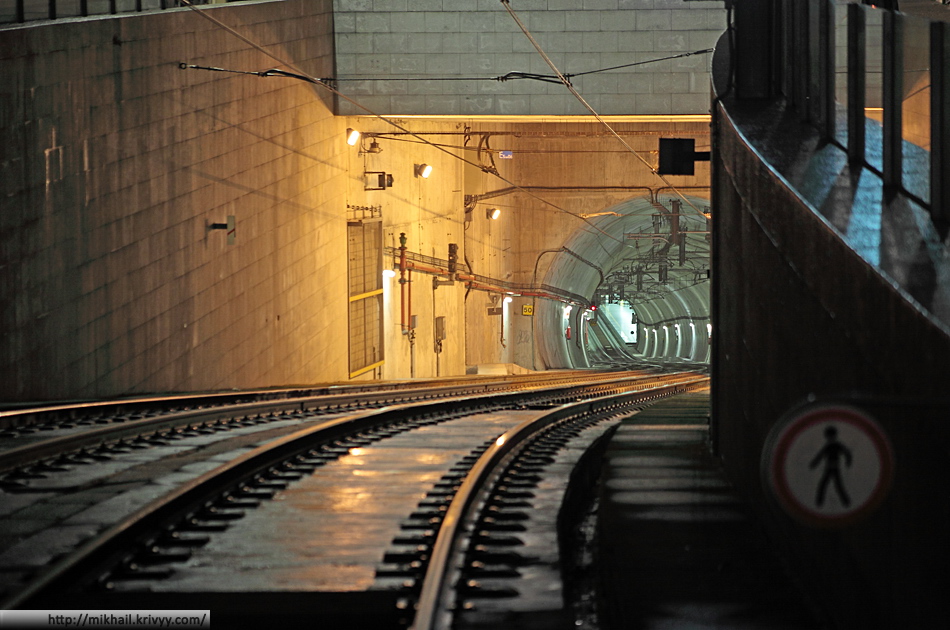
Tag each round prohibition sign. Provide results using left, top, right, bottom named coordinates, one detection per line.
left=763, top=405, right=894, bottom=528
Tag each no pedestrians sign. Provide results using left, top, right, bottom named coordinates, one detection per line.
left=763, top=404, right=895, bottom=528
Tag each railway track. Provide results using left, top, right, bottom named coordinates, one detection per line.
left=0, top=370, right=673, bottom=488
left=0, top=370, right=708, bottom=628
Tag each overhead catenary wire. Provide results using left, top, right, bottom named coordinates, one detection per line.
left=175, top=0, right=628, bottom=251
left=325, top=49, right=714, bottom=83
left=499, top=0, right=711, bottom=221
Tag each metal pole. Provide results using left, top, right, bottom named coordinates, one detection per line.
left=883, top=11, right=904, bottom=190
left=931, top=21, right=950, bottom=237
left=793, top=0, right=809, bottom=115
left=848, top=3, right=867, bottom=165
left=734, top=0, right=774, bottom=99
left=818, top=0, right=836, bottom=139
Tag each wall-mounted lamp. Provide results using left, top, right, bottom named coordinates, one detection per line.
left=415, top=163, right=432, bottom=179
left=486, top=208, right=501, bottom=220
left=364, top=140, right=382, bottom=154
left=346, top=128, right=361, bottom=146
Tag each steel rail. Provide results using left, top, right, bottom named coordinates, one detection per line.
left=0, top=369, right=649, bottom=432
left=0, top=371, right=601, bottom=431
left=2, top=372, right=703, bottom=610
left=0, top=371, right=678, bottom=475
left=410, top=373, right=709, bottom=630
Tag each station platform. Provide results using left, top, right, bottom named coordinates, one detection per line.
left=596, top=391, right=825, bottom=629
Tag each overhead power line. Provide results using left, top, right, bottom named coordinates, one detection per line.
left=176, top=0, right=632, bottom=250
left=500, top=0, right=711, bottom=221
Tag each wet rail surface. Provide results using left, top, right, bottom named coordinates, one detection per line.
left=0, top=370, right=663, bottom=479
left=0, top=370, right=708, bottom=629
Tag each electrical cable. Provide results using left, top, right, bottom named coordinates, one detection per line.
left=176, top=0, right=629, bottom=249
left=327, top=49, right=713, bottom=83
left=500, top=0, right=710, bottom=221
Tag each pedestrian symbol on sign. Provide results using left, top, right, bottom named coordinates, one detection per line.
left=809, top=425, right=852, bottom=508
left=763, top=405, right=894, bottom=528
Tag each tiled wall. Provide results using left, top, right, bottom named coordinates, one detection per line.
left=333, top=0, right=726, bottom=115
left=0, top=1, right=349, bottom=400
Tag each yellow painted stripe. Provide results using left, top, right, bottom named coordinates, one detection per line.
left=350, top=360, right=384, bottom=379
left=349, top=288, right=383, bottom=302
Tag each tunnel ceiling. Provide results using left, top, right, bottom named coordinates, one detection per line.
left=544, top=194, right=712, bottom=354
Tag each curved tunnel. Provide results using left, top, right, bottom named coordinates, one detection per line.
left=535, top=194, right=711, bottom=370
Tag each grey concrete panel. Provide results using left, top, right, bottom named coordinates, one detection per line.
left=355, top=53, right=390, bottom=74
left=374, top=0, right=407, bottom=9
left=598, top=10, right=640, bottom=31
left=478, top=32, right=515, bottom=54
left=339, top=32, right=373, bottom=54
left=356, top=12, right=390, bottom=33
left=443, top=32, right=478, bottom=54
left=335, top=12, right=356, bottom=32
left=671, top=8, right=709, bottom=31
left=655, top=30, right=689, bottom=52
left=460, top=95, right=495, bottom=114
left=410, top=0, right=441, bottom=8
left=425, top=11, right=460, bottom=32
left=635, top=93, right=672, bottom=114
left=373, top=33, right=409, bottom=54
left=654, top=72, right=690, bottom=94
left=583, top=32, right=619, bottom=53
left=406, top=32, right=443, bottom=54
left=460, top=53, right=497, bottom=75
left=636, top=9, right=672, bottom=31
left=671, top=92, right=711, bottom=115
left=406, top=79, right=448, bottom=95
left=425, top=94, right=461, bottom=113
left=618, top=31, right=656, bottom=52
left=689, top=29, right=725, bottom=50
left=460, top=11, right=495, bottom=33
left=565, top=10, right=603, bottom=31
left=531, top=11, right=567, bottom=32
left=389, top=12, right=420, bottom=32
left=336, top=0, right=373, bottom=10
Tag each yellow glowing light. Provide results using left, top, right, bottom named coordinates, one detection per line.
left=346, top=128, right=361, bottom=146
left=348, top=447, right=365, bottom=456
left=495, top=435, right=506, bottom=447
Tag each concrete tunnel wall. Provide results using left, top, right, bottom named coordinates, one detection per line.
left=535, top=194, right=711, bottom=369
left=332, top=0, right=726, bottom=116
left=0, top=0, right=353, bottom=401
left=0, top=1, right=715, bottom=400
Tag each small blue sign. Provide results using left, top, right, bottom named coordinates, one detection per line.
left=499, top=150, right=514, bottom=159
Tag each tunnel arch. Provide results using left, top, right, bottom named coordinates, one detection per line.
left=534, top=194, right=711, bottom=369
